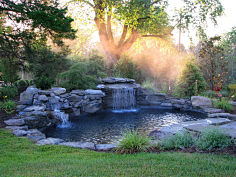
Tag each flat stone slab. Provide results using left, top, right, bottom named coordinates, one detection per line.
left=159, top=118, right=231, bottom=134
left=59, top=142, right=95, bottom=149
left=85, top=89, right=105, bottom=96
left=203, top=108, right=225, bottom=114
left=26, top=129, right=46, bottom=141
left=24, top=105, right=46, bottom=112
left=95, top=143, right=118, bottom=150
left=208, top=113, right=231, bottom=118
left=184, top=123, right=236, bottom=138
left=160, top=103, right=172, bottom=107
left=12, top=130, right=29, bottom=137
left=36, top=138, right=64, bottom=145
left=4, top=119, right=25, bottom=126
left=5, top=125, right=28, bottom=131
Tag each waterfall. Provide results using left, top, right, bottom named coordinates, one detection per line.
left=54, top=109, right=71, bottom=128
left=112, top=88, right=137, bottom=112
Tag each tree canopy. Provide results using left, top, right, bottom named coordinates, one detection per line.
left=66, top=0, right=224, bottom=68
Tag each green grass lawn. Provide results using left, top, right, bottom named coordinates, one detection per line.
left=0, top=129, right=235, bottom=177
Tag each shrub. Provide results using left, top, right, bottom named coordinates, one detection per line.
left=29, top=79, right=34, bottom=85
left=218, top=90, right=229, bottom=97
left=160, top=131, right=194, bottom=150
left=57, top=61, right=106, bottom=91
left=17, top=80, right=28, bottom=87
left=34, top=75, right=55, bottom=90
left=195, top=126, right=232, bottom=150
left=24, top=79, right=29, bottom=86
left=116, top=129, right=152, bottom=154
left=228, top=84, right=236, bottom=95
left=212, top=98, right=234, bottom=112
left=141, top=80, right=156, bottom=93
left=0, top=86, right=18, bottom=101
left=200, top=90, right=217, bottom=98
left=175, top=61, right=206, bottom=98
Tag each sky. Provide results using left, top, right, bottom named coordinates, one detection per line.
left=168, top=0, right=236, bottom=48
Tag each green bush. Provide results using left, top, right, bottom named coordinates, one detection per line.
left=200, top=90, right=217, bottom=98
left=175, top=61, right=206, bottom=98
left=29, top=79, right=34, bottom=85
left=195, top=126, right=232, bottom=150
left=24, top=79, right=29, bottom=86
left=116, top=129, right=152, bottom=154
left=160, top=131, right=194, bottom=150
left=212, top=98, right=234, bottom=112
left=57, top=61, right=106, bottom=91
left=141, top=80, right=156, bottom=93
left=218, top=90, right=229, bottom=97
left=34, top=75, right=55, bottom=90
left=0, top=86, right=18, bottom=101
left=17, top=80, right=28, bottom=87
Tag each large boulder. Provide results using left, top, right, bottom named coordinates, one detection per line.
left=20, top=86, right=39, bottom=104
left=84, top=103, right=103, bottom=113
left=51, top=87, right=66, bottom=96
left=191, top=96, right=213, bottom=109
left=4, top=119, right=25, bottom=126
left=38, top=95, right=49, bottom=102
left=146, top=93, right=167, bottom=102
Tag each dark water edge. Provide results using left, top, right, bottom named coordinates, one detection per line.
left=42, top=107, right=207, bottom=144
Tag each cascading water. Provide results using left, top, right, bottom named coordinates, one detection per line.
left=54, top=109, right=71, bottom=128
left=112, top=88, right=137, bottom=112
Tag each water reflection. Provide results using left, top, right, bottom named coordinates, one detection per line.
left=42, top=108, right=207, bottom=144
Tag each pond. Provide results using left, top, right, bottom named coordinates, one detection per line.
left=42, top=107, right=207, bottom=144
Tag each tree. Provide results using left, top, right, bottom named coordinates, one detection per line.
left=0, top=0, right=76, bottom=82
left=66, top=0, right=223, bottom=69
left=220, top=26, right=236, bottom=84
left=199, top=36, right=228, bottom=91
left=175, top=60, right=205, bottom=98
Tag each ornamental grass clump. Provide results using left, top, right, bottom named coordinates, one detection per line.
left=116, top=129, right=152, bottom=154
left=141, top=80, right=156, bottom=93
left=212, top=98, right=234, bottom=112
left=195, top=126, right=232, bottom=150
left=160, top=131, right=195, bottom=150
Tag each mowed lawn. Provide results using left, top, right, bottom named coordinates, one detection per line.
left=0, top=129, right=235, bottom=177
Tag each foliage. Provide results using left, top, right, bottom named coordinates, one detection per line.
left=29, top=79, right=34, bottom=86
left=160, top=131, right=194, bottom=150
left=228, top=84, right=236, bottom=95
left=57, top=60, right=107, bottom=91
left=112, top=54, right=140, bottom=80
left=17, top=80, right=28, bottom=87
left=175, top=61, right=206, bottom=98
left=27, top=40, right=73, bottom=79
left=116, top=129, right=152, bottom=154
left=195, top=126, right=232, bottom=150
left=0, top=86, right=18, bottom=101
left=218, top=90, right=230, bottom=97
left=212, top=98, right=234, bottom=112
left=0, top=58, right=20, bottom=85
left=24, top=80, right=30, bottom=86
left=199, top=36, right=229, bottom=90
left=67, top=0, right=223, bottom=67
left=141, top=80, right=156, bottom=93
left=34, top=76, right=55, bottom=90
left=0, top=99, right=17, bottom=114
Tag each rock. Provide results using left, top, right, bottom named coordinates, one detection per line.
left=137, top=100, right=150, bottom=105
left=38, top=90, right=52, bottom=96
left=16, top=105, right=27, bottom=111
left=208, top=113, right=231, bottom=118
left=95, top=143, right=118, bottom=150
left=191, top=96, right=213, bottom=109
left=114, top=78, right=127, bottom=83
left=59, top=142, right=95, bottom=149
left=138, top=88, right=154, bottom=96
left=12, top=130, right=29, bottom=137
left=36, top=138, right=64, bottom=145
left=70, top=89, right=85, bottom=95
left=24, top=105, right=46, bottom=112
left=51, top=87, right=66, bottom=96
left=149, top=130, right=174, bottom=140
left=173, top=104, right=183, bottom=109
left=160, top=103, right=172, bottom=107
left=48, top=97, right=60, bottom=104
left=101, top=77, right=116, bottom=84
left=203, top=108, right=225, bottom=114
left=27, top=129, right=46, bottom=141
left=20, top=86, right=39, bottom=104
left=84, top=103, right=102, bottom=113
left=19, top=111, right=48, bottom=117
left=60, top=93, right=70, bottom=98
left=61, top=102, right=72, bottom=109
left=4, top=119, right=25, bottom=126
left=70, top=108, right=81, bottom=117
left=146, top=94, right=167, bottom=102
left=38, top=95, right=49, bottom=102
left=85, top=89, right=105, bottom=96
left=126, top=79, right=135, bottom=83
left=73, top=100, right=90, bottom=108
left=50, top=92, right=55, bottom=97
left=67, top=95, right=83, bottom=102
left=86, top=95, right=105, bottom=100
left=5, top=125, right=28, bottom=131
left=33, top=99, right=42, bottom=105
left=149, top=101, right=162, bottom=106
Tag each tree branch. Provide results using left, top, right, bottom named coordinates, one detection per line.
left=117, top=25, right=128, bottom=48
